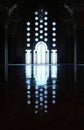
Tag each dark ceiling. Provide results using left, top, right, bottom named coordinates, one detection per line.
left=0, top=0, right=84, bottom=30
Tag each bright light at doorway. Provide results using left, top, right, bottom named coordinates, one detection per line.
left=25, top=43, right=57, bottom=64
left=34, top=41, right=49, bottom=64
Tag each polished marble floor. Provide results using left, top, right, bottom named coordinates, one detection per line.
left=0, top=64, right=84, bottom=130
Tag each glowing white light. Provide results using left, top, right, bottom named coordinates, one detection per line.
left=36, top=95, right=39, bottom=98
left=39, top=25, right=43, bottom=28
left=27, top=44, right=30, bottom=47
left=51, top=50, right=57, bottom=64
left=40, top=35, right=43, bottom=39
left=39, top=19, right=43, bottom=23
left=27, top=95, right=31, bottom=98
left=40, top=103, right=43, bottom=106
left=27, top=38, right=30, bottom=42
left=35, top=101, right=39, bottom=104
left=44, top=90, right=47, bottom=94
left=40, top=97, right=43, bottom=102
left=52, top=95, right=56, bottom=98
left=39, top=89, right=43, bottom=92
left=44, top=11, right=48, bottom=15
left=27, top=85, right=31, bottom=89
left=35, top=91, right=38, bottom=94
left=52, top=27, right=56, bottom=31
left=33, top=65, right=49, bottom=85
left=44, top=27, right=48, bottom=31
left=52, top=85, right=56, bottom=89
left=45, top=110, right=47, bottom=113
left=52, top=22, right=56, bottom=25
left=44, top=22, right=48, bottom=26
left=35, top=105, right=38, bottom=108
left=35, top=11, right=38, bottom=15
left=40, top=30, right=43, bottom=34
left=27, top=101, right=31, bottom=104
left=35, top=27, right=39, bottom=31
left=35, top=38, right=39, bottom=42
left=35, top=33, right=39, bottom=36
left=44, top=100, right=48, bottom=104
left=25, top=65, right=31, bottom=78
left=35, top=16, right=38, bottom=20
left=44, top=95, right=47, bottom=98
left=27, top=22, right=30, bottom=26
left=52, top=38, right=56, bottom=42
left=52, top=43, right=56, bottom=47
left=27, top=27, right=30, bottom=31
left=35, top=42, right=48, bottom=64
left=44, top=33, right=48, bottom=36
left=39, top=93, right=43, bottom=96
left=27, top=33, right=30, bottom=36
left=35, top=86, right=38, bottom=90
left=35, top=22, right=39, bottom=26
left=27, top=91, right=30, bottom=94
left=51, top=65, right=57, bottom=77
left=44, top=38, right=48, bottom=42
left=52, top=100, right=56, bottom=104
left=44, top=105, right=47, bottom=108
left=52, top=33, right=56, bottom=36
left=26, top=79, right=30, bottom=84
left=52, top=91, right=56, bottom=95
left=44, top=17, right=48, bottom=20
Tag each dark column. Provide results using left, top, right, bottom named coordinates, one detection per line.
left=64, top=4, right=77, bottom=86
left=4, top=4, right=18, bottom=81
left=5, top=24, right=8, bottom=81
left=73, top=16, right=77, bottom=86
left=49, top=50, right=51, bottom=64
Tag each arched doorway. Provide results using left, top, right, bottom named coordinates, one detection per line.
left=34, top=41, right=49, bottom=64
left=25, top=8, right=57, bottom=65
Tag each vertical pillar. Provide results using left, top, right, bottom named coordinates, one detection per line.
left=5, top=24, right=8, bottom=81
left=31, top=50, right=33, bottom=65
left=64, top=4, right=77, bottom=86
left=36, top=51, right=37, bottom=64
left=49, top=50, right=51, bottom=64
left=72, top=15, right=77, bottom=86
left=46, top=51, right=47, bottom=64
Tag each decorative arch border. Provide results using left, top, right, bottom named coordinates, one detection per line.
left=35, top=41, right=48, bottom=51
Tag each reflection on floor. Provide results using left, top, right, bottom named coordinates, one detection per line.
left=0, top=64, right=84, bottom=129
left=25, top=65, right=57, bottom=114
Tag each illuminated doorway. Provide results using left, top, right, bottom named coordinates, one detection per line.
left=34, top=41, right=49, bottom=64
left=25, top=8, right=57, bottom=65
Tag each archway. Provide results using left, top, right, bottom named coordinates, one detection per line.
left=25, top=8, right=57, bottom=65
left=34, top=41, right=49, bottom=64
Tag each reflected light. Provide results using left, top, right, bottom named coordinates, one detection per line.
left=34, top=65, right=49, bottom=86
left=25, top=65, right=57, bottom=114
left=51, top=65, right=57, bottom=78
left=25, top=8, right=58, bottom=115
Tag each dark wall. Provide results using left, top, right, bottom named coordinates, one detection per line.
left=0, top=28, right=4, bottom=64
left=5, top=17, right=25, bottom=64
left=78, top=30, right=84, bottom=64
left=0, top=0, right=84, bottom=64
